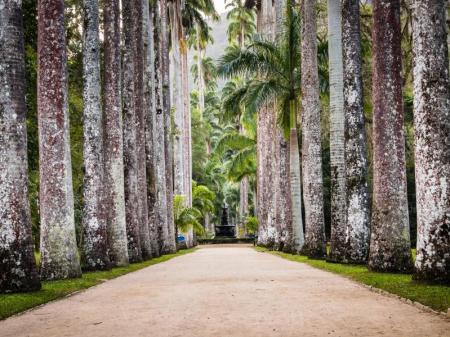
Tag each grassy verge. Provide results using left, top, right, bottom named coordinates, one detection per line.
left=0, top=248, right=196, bottom=320
left=255, top=247, right=450, bottom=313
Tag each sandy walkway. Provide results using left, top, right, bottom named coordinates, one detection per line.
left=1, top=245, right=449, bottom=337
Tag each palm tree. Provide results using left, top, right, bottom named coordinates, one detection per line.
left=0, top=0, right=41, bottom=292
left=411, top=0, right=450, bottom=283
left=153, top=1, right=172, bottom=254
left=134, top=0, right=152, bottom=259
left=342, top=0, right=370, bottom=263
left=301, top=0, right=326, bottom=258
left=81, top=0, right=110, bottom=270
left=38, top=0, right=82, bottom=280
left=159, top=0, right=177, bottom=253
left=122, top=0, right=142, bottom=262
left=327, top=0, right=346, bottom=262
left=103, top=0, right=129, bottom=267
left=226, top=0, right=256, bottom=47
left=368, top=0, right=412, bottom=272
left=218, top=2, right=308, bottom=252
left=143, top=0, right=161, bottom=257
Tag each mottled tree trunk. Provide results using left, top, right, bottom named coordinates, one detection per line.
left=0, top=0, right=41, bottom=292
left=328, top=0, right=347, bottom=262
left=103, top=0, right=129, bottom=267
left=160, top=0, right=177, bottom=253
left=411, top=0, right=450, bottom=283
left=38, top=0, right=82, bottom=279
left=256, top=0, right=277, bottom=247
left=143, top=0, right=161, bottom=257
left=153, top=3, right=172, bottom=254
left=301, top=0, right=326, bottom=258
left=81, top=0, right=110, bottom=271
left=368, top=0, right=412, bottom=272
left=342, top=0, right=370, bottom=264
left=122, top=0, right=143, bottom=263
left=135, top=0, right=152, bottom=259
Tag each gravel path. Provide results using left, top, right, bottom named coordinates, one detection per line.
left=1, top=245, right=449, bottom=337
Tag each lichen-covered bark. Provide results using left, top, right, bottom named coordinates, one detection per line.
left=81, top=0, right=110, bottom=271
left=256, top=0, right=277, bottom=247
left=368, top=0, right=412, bottom=273
left=327, top=0, right=347, bottom=262
left=278, top=135, right=293, bottom=252
left=289, top=125, right=305, bottom=254
left=342, top=0, right=370, bottom=263
left=143, top=0, right=161, bottom=257
left=160, top=0, right=177, bottom=254
left=135, top=0, right=152, bottom=260
left=103, top=0, right=129, bottom=267
left=153, top=3, right=171, bottom=254
left=122, top=0, right=143, bottom=263
left=301, top=0, right=326, bottom=258
left=342, top=0, right=370, bottom=264
left=411, top=0, right=450, bottom=283
left=38, top=0, right=82, bottom=280
left=0, top=0, right=41, bottom=292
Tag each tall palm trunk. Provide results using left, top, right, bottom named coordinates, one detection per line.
left=342, top=0, right=370, bottom=263
left=301, top=0, right=326, bottom=258
left=256, top=0, right=277, bottom=247
left=411, top=0, right=450, bottom=283
left=143, top=0, right=161, bottom=257
left=81, top=0, right=110, bottom=270
left=182, top=33, right=192, bottom=207
left=274, top=0, right=293, bottom=253
left=289, top=102, right=305, bottom=253
left=160, top=0, right=177, bottom=253
left=327, top=0, right=346, bottom=262
left=153, top=4, right=171, bottom=255
left=38, top=0, right=82, bottom=279
left=103, top=0, right=129, bottom=267
left=368, top=0, right=412, bottom=272
left=135, top=0, right=152, bottom=259
left=123, top=0, right=143, bottom=262
left=0, top=0, right=41, bottom=292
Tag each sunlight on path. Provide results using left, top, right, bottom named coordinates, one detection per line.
left=0, top=245, right=449, bottom=337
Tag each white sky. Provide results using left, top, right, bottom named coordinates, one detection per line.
left=214, top=0, right=227, bottom=14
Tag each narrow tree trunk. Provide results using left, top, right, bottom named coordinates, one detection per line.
left=135, top=0, right=152, bottom=259
left=123, top=0, right=143, bottom=263
left=81, top=0, right=110, bottom=270
left=160, top=0, right=177, bottom=253
left=342, top=0, right=370, bottom=264
left=301, top=0, right=326, bottom=258
left=103, top=0, right=129, bottom=267
left=368, top=0, right=412, bottom=272
left=411, top=0, right=450, bottom=283
left=328, top=0, right=347, bottom=262
left=289, top=103, right=305, bottom=254
left=143, top=0, right=161, bottom=257
left=38, top=0, right=82, bottom=279
left=0, top=0, right=41, bottom=292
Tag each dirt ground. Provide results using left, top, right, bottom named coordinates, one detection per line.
left=1, top=245, right=449, bottom=337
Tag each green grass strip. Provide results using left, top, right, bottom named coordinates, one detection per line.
left=255, top=247, right=450, bottom=313
left=0, top=248, right=196, bottom=320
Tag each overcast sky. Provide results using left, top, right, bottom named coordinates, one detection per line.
left=214, top=0, right=227, bottom=14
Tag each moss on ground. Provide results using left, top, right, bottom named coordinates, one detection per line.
left=255, top=247, right=449, bottom=313
left=0, top=249, right=196, bottom=320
